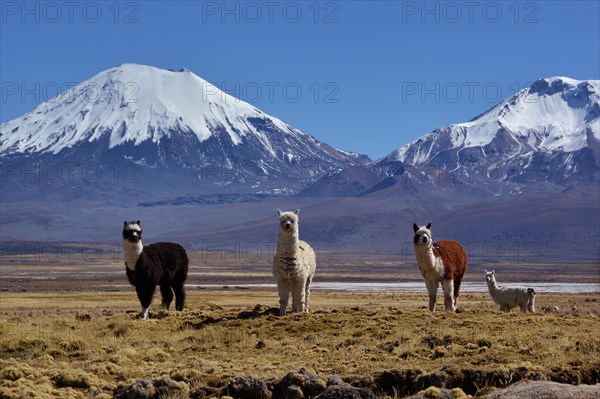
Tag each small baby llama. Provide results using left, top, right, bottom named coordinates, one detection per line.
left=273, top=209, right=316, bottom=316
left=485, top=269, right=536, bottom=313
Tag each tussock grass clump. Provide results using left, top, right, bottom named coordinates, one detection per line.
left=56, top=339, right=86, bottom=353
left=75, top=312, right=92, bottom=322
left=116, top=347, right=139, bottom=361
left=574, top=338, right=600, bottom=355
left=0, top=379, right=58, bottom=399
left=142, top=348, right=170, bottom=362
left=0, top=361, right=41, bottom=382
left=153, top=377, right=190, bottom=397
left=108, top=320, right=133, bottom=338
left=0, top=366, right=27, bottom=382
left=170, top=369, right=203, bottom=383
left=51, top=370, right=92, bottom=389
left=420, top=386, right=442, bottom=398
left=451, top=387, right=469, bottom=398
left=421, top=335, right=453, bottom=350
left=2, top=338, right=49, bottom=358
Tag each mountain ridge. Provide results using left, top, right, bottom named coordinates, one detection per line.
left=299, top=77, right=600, bottom=197
left=379, top=77, right=599, bottom=167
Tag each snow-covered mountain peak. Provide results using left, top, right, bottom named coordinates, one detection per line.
left=529, top=76, right=599, bottom=96
left=0, top=63, right=290, bottom=155
left=383, top=77, right=600, bottom=166
left=1, top=64, right=366, bottom=199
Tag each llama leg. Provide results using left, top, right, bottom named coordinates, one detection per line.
left=529, top=297, right=536, bottom=313
left=277, top=281, right=290, bottom=316
left=425, top=279, right=439, bottom=311
left=520, top=303, right=528, bottom=313
left=136, top=283, right=156, bottom=320
left=173, top=280, right=186, bottom=311
left=291, top=280, right=307, bottom=313
left=304, top=275, right=313, bottom=313
left=160, top=285, right=174, bottom=310
left=441, top=279, right=456, bottom=312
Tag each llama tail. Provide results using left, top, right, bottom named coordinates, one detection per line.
left=453, top=277, right=462, bottom=299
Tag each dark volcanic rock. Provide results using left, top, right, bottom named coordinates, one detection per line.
left=274, top=368, right=327, bottom=398
left=284, top=385, right=304, bottom=399
left=113, top=377, right=191, bottom=398
left=226, top=375, right=271, bottom=399
left=373, top=369, right=425, bottom=397
left=316, top=385, right=377, bottom=399
left=273, top=368, right=377, bottom=399
left=480, top=380, right=600, bottom=399
left=415, top=371, right=449, bottom=391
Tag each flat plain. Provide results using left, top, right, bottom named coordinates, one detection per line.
left=0, top=250, right=599, bottom=398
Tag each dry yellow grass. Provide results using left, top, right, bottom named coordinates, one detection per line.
left=0, top=290, right=599, bottom=398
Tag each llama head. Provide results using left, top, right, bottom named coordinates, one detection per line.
left=123, top=220, right=142, bottom=242
left=277, top=209, right=299, bottom=235
left=484, top=269, right=496, bottom=283
left=413, top=222, right=432, bottom=246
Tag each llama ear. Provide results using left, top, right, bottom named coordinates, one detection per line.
left=293, top=209, right=299, bottom=215
left=426, top=222, right=432, bottom=230
left=124, top=221, right=128, bottom=227
left=136, top=220, right=141, bottom=226
left=484, top=269, right=488, bottom=273
left=413, top=223, right=419, bottom=233
left=492, top=270, right=495, bottom=275
left=277, top=209, right=282, bottom=216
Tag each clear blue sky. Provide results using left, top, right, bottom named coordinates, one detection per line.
left=1, top=1, right=599, bottom=159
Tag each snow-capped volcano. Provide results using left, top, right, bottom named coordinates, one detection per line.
left=2, top=64, right=321, bottom=155
left=0, top=64, right=366, bottom=200
left=379, top=77, right=600, bottom=183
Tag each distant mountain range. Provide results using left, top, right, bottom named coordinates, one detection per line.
left=1, top=66, right=598, bottom=261
left=302, top=77, right=599, bottom=198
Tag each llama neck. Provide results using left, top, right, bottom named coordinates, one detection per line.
left=486, top=279, right=499, bottom=293
left=414, top=244, right=436, bottom=271
left=123, top=240, right=143, bottom=271
left=277, top=231, right=299, bottom=258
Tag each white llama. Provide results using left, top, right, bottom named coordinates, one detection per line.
left=273, top=209, right=316, bottom=316
left=484, top=269, right=536, bottom=313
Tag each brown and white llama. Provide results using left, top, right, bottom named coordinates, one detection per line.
left=413, top=223, right=468, bottom=312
